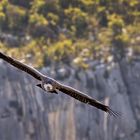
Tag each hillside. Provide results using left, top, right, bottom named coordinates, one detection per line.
left=0, top=0, right=140, bottom=67
left=0, top=1, right=140, bottom=140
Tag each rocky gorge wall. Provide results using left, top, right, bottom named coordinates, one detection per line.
left=0, top=59, right=139, bottom=140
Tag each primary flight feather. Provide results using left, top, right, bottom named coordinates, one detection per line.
left=0, top=52, right=119, bottom=117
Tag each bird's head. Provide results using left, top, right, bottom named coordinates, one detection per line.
left=36, top=83, right=53, bottom=92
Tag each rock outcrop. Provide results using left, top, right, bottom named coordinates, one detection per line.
left=0, top=59, right=139, bottom=140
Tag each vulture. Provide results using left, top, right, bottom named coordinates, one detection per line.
left=0, top=52, right=119, bottom=117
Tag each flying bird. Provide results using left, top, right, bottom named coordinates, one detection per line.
left=0, top=52, right=119, bottom=117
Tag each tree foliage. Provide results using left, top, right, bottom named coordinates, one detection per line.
left=0, top=0, right=140, bottom=67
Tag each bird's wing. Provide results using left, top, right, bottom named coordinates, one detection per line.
left=0, top=52, right=45, bottom=81
left=58, top=84, right=119, bottom=117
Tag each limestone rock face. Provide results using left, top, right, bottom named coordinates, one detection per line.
left=0, top=60, right=139, bottom=140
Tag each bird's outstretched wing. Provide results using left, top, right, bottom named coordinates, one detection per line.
left=58, top=84, right=119, bottom=117
left=0, top=52, right=119, bottom=116
left=0, top=52, right=45, bottom=81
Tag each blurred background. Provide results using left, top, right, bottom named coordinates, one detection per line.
left=0, top=0, right=140, bottom=140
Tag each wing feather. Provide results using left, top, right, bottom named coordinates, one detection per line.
left=0, top=52, right=45, bottom=81
left=58, top=84, right=119, bottom=116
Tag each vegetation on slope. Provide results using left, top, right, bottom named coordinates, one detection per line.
left=0, top=0, right=140, bottom=68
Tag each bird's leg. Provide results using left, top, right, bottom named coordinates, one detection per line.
left=50, top=90, right=58, bottom=94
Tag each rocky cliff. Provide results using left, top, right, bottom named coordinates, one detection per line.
left=0, top=59, right=139, bottom=140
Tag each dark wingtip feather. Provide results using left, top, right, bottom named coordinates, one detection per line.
left=107, top=107, right=121, bottom=118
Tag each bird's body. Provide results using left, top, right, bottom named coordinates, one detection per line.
left=0, top=52, right=119, bottom=117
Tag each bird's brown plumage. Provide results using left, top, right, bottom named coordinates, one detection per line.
left=58, top=84, right=119, bottom=117
left=0, top=52, right=119, bottom=117
left=0, top=52, right=45, bottom=80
